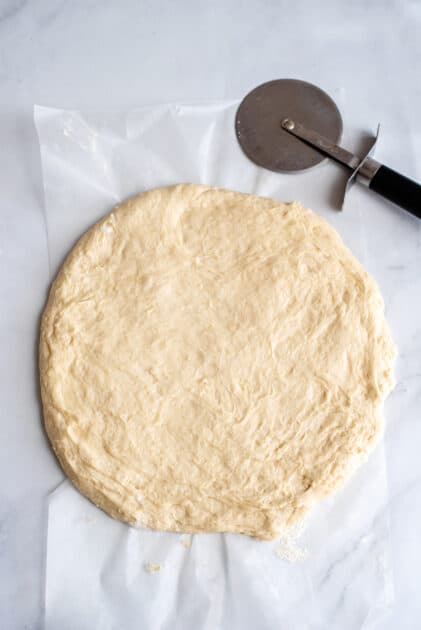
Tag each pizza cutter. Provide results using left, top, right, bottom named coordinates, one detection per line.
left=235, top=79, right=421, bottom=219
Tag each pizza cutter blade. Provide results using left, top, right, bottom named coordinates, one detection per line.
left=235, top=79, right=421, bottom=219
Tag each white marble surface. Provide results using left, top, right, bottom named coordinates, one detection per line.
left=0, top=1, right=420, bottom=628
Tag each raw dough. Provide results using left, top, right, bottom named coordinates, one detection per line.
left=39, top=184, right=396, bottom=540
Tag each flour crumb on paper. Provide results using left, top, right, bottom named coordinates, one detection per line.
left=181, top=536, right=191, bottom=548
left=275, top=522, right=307, bottom=563
left=145, top=562, right=163, bottom=574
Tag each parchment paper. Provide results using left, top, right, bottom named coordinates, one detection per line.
left=35, top=101, right=393, bottom=630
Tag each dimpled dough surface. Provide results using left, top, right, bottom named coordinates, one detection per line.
left=39, top=184, right=396, bottom=540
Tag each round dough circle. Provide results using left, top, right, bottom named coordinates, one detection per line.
left=40, top=184, right=396, bottom=540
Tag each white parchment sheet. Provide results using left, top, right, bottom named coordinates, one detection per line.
left=35, top=101, right=393, bottom=630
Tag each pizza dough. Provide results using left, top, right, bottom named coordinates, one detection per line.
left=39, top=184, right=396, bottom=540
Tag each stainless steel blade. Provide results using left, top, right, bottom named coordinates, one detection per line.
left=280, top=118, right=360, bottom=170
left=235, top=79, right=343, bottom=173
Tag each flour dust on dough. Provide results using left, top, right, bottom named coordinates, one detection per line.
left=39, top=184, right=396, bottom=540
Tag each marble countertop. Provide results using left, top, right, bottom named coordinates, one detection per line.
left=0, top=1, right=420, bottom=628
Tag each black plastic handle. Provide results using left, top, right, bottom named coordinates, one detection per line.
left=369, top=165, right=421, bottom=219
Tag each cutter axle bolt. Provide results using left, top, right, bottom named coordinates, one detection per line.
left=281, top=118, right=295, bottom=131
